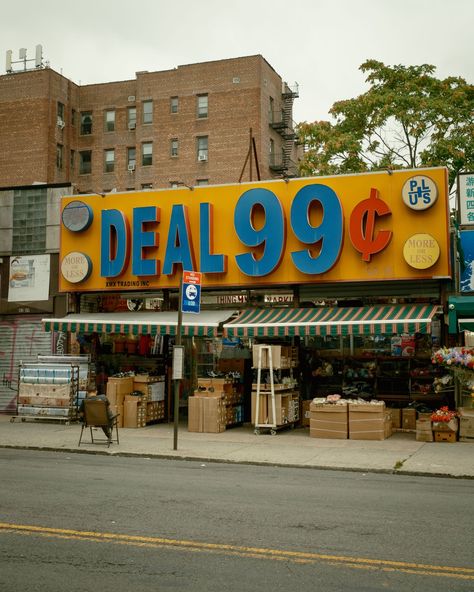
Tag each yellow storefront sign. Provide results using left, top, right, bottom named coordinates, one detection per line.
left=59, top=167, right=451, bottom=292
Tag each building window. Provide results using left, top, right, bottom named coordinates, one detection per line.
left=142, top=100, right=153, bottom=124
left=104, top=110, right=115, bottom=132
left=170, top=138, right=178, bottom=157
left=127, top=147, right=136, bottom=170
left=70, top=150, right=75, bottom=171
left=79, top=150, right=92, bottom=174
left=170, top=96, right=178, bottom=113
left=142, top=142, right=153, bottom=166
left=71, top=109, right=76, bottom=126
left=12, top=187, right=47, bottom=254
left=269, top=96, right=274, bottom=123
left=197, top=136, right=208, bottom=161
left=57, top=102, right=65, bottom=125
left=196, top=179, right=209, bottom=186
left=80, top=111, right=92, bottom=135
left=141, top=183, right=153, bottom=189
left=197, top=94, right=208, bottom=118
left=127, top=107, right=137, bottom=130
left=56, top=144, right=63, bottom=170
left=104, top=149, right=115, bottom=173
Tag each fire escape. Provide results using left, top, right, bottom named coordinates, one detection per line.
left=269, top=82, right=299, bottom=177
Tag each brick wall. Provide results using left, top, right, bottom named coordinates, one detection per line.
left=0, top=55, right=297, bottom=192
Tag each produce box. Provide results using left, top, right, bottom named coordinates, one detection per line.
left=434, top=431, right=457, bottom=443
left=349, top=402, right=386, bottom=440
left=309, top=402, right=348, bottom=439
left=432, top=418, right=458, bottom=433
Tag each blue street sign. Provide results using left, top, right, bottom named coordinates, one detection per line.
left=181, top=271, right=202, bottom=313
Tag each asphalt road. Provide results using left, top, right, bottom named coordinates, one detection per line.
left=0, top=449, right=473, bottom=591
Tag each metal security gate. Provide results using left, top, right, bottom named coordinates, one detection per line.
left=0, top=315, right=52, bottom=413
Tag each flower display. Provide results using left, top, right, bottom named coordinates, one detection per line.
left=431, top=406, right=458, bottom=422
left=431, top=347, right=474, bottom=370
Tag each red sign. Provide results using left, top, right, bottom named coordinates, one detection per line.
left=183, top=270, right=202, bottom=285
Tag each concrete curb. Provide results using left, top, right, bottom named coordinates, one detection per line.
left=2, top=444, right=472, bottom=480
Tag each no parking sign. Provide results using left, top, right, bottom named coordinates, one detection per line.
left=181, top=270, right=202, bottom=313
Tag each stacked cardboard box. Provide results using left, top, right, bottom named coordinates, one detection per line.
left=302, top=400, right=311, bottom=427
left=251, top=392, right=299, bottom=426
left=402, top=408, right=417, bottom=431
left=309, top=401, right=348, bottom=439
left=146, top=401, right=165, bottom=423
left=123, top=395, right=146, bottom=428
left=252, top=345, right=298, bottom=369
left=349, top=401, right=386, bottom=440
left=188, top=396, right=226, bottom=433
left=459, top=407, right=474, bottom=441
left=389, top=408, right=402, bottom=429
left=384, top=411, right=393, bottom=439
left=133, top=374, right=165, bottom=402
left=416, top=418, right=433, bottom=442
left=432, top=418, right=458, bottom=443
left=109, top=404, right=124, bottom=428
left=18, top=383, right=71, bottom=407
left=106, top=376, right=134, bottom=407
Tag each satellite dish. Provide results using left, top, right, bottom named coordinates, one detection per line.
left=127, top=299, right=143, bottom=312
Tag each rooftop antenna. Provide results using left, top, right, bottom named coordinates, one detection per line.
left=5, top=44, right=44, bottom=73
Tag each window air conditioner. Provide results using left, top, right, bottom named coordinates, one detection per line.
left=128, top=122, right=136, bottom=130
left=57, top=117, right=65, bottom=129
left=198, top=154, right=208, bottom=162
left=127, top=164, right=136, bottom=172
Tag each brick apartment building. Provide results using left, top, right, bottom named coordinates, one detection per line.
left=0, top=54, right=299, bottom=412
left=0, top=54, right=299, bottom=192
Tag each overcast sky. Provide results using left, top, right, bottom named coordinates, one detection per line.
left=2, top=0, right=472, bottom=123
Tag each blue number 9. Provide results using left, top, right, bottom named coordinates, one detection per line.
left=290, top=184, right=343, bottom=274
left=234, top=188, right=285, bottom=277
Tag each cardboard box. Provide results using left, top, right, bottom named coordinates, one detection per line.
left=402, top=408, right=417, bottom=431
left=123, top=399, right=146, bottom=428
left=302, top=400, right=311, bottom=427
left=106, top=376, right=133, bottom=403
left=434, top=430, right=457, bottom=443
left=416, top=418, right=433, bottom=442
left=309, top=403, right=348, bottom=439
left=110, top=404, right=124, bottom=428
left=252, top=344, right=282, bottom=369
left=251, top=392, right=297, bottom=425
left=188, top=397, right=203, bottom=432
left=106, top=390, right=125, bottom=407
left=389, top=408, right=402, bottom=429
left=432, top=418, right=458, bottom=433
left=384, top=412, right=393, bottom=439
left=187, top=396, right=225, bottom=433
left=459, top=408, right=474, bottom=438
left=349, top=402, right=385, bottom=440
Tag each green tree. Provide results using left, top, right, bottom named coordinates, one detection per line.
left=297, top=60, right=474, bottom=192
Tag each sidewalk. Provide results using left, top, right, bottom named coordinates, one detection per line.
left=0, top=414, right=472, bottom=478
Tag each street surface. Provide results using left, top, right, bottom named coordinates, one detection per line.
left=0, top=449, right=473, bottom=591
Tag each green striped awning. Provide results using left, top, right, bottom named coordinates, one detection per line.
left=458, top=319, right=474, bottom=332
left=223, top=304, right=440, bottom=338
left=42, top=311, right=236, bottom=338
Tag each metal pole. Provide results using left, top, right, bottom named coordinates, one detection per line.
left=173, top=275, right=183, bottom=450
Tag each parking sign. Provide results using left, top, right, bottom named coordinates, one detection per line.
left=181, top=270, right=202, bottom=313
